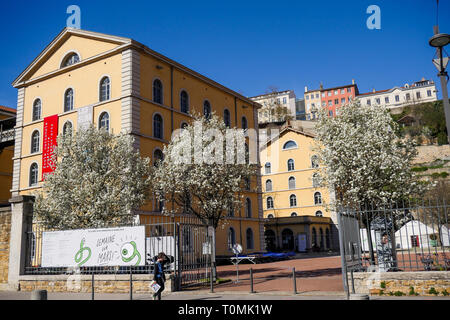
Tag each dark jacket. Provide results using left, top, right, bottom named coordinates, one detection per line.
left=153, top=260, right=166, bottom=282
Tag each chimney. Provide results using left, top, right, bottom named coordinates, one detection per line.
left=304, top=86, right=308, bottom=93
left=352, top=79, right=355, bottom=85
left=319, top=82, right=323, bottom=90
left=372, top=88, right=376, bottom=93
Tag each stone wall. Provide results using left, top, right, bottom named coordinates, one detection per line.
left=413, top=145, right=450, bottom=164
left=0, top=207, right=11, bottom=290
left=352, top=271, right=450, bottom=296
left=17, top=274, right=173, bottom=294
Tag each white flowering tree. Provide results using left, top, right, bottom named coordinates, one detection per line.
left=152, top=113, right=258, bottom=229
left=314, top=100, right=427, bottom=264
left=33, top=125, right=152, bottom=229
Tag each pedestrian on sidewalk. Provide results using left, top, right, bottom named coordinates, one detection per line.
left=153, top=252, right=167, bottom=300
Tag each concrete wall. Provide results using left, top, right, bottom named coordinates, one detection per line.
left=0, top=207, right=11, bottom=290
left=351, top=271, right=450, bottom=296
left=413, top=145, right=450, bottom=164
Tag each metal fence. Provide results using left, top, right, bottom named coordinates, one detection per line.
left=338, top=199, right=450, bottom=274
left=24, top=214, right=212, bottom=290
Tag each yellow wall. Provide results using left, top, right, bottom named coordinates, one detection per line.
left=261, top=129, right=330, bottom=218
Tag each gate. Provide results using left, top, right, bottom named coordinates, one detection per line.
left=176, top=222, right=212, bottom=289
left=338, top=199, right=449, bottom=298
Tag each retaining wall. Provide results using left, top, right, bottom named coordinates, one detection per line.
left=352, top=271, right=450, bottom=296
left=0, top=207, right=11, bottom=290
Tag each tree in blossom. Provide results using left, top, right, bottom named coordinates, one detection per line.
left=152, top=112, right=258, bottom=229
left=33, top=125, right=152, bottom=229
left=313, top=100, right=428, bottom=264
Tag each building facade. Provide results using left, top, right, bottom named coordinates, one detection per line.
left=260, top=125, right=336, bottom=252
left=356, top=79, right=438, bottom=113
left=250, top=90, right=296, bottom=124
left=0, top=106, right=16, bottom=205
left=11, top=28, right=264, bottom=256
left=304, top=80, right=359, bottom=119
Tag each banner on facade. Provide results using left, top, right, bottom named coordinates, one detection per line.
left=77, top=104, right=93, bottom=130
left=41, top=226, right=145, bottom=267
left=42, top=114, right=59, bottom=179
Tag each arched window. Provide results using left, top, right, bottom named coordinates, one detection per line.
left=246, top=228, right=254, bottom=249
left=267, top=214, right=274, bottom=219
left=63, top=121, right=73, bottom=136
left=242, top=116, right=248, bottom=130
left=31, top=130, right=40, bottom=154
left=326, top=229, right=330, bottom=249
left=153, top=149, right=164, bottom=167
left=99, top=112, right=110, bottom=131
left=320, top=228, right=324, bottom=248
left=265, top=179, right=272, bottom=192
left=32, top=99, right=41, bottom=121
left=29, top=163, right=38, bottom=186
left=228, top=227, right=236, bottom=250
left=290, top=194, right=297, bottom=207
left=224, top=109, right=231, bottom=127
left=180, top=90, right=189, bottom=113
left=314, top=192, right=322, bottom=205
left=266, top=196, right=274, bottom=209
left=311, top=155, right=319, bottom=168
left=315, top=210, right=323, bottom=217
left=64, top=88, right=74, bottom=112
left=312, top=227, right=317, bottom=247
left=283, top=140, right=297, bottom=150
left=245, top=198, right=252, bottom=218
left=61, top=52, right=80, bottom=67
left=287, top=159, right=295, bottom=171
left=227, top=204, right=234, bottom=217
left=99, top=77, right=110, bottom=102
left=153, top=114, right=163, bottom=139
left=312, top=173, right=320, bottom=187
left=265, top=162, right=271, bottom=174
left=203, top=100, right=211, bottom=120
left=291, top=212, right=297, bottom=217
left=288, top=176, right=296, bottom=189
left=153, top=79, right=163, bottom=104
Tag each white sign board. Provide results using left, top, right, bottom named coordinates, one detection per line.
left=77, top=105, right=93, bottom=130
left=41, top=226, right=145, bottom=267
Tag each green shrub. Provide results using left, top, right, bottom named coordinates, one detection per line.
left=412, top=167, right=428, bottom=172
left=437, top=132, right=448, bottom=145
left=409, top=287, right=416, bottom=296
left=442, top=289, right=449, bottom=296
left=394, top=291, right=405, bottom=296
left=380, top=281, right=386, bottom=289
left=428, top=287, right=439, bottom=295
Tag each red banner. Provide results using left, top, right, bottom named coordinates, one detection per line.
left=42, top=114, right=59, bottom=179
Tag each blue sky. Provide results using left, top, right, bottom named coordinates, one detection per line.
left=0, top=0, right=449, bottom=108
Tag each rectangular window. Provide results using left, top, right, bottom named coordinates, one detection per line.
left=376, top=98, right=380, bottom=104
left=306, top=95, right=309, bottom=100
left=341, top=89, right=345, bottom=94
left=416, top=91, right=421, bottom=99
left=328, top=100, right=332, bottom=106
left=341, top=98, right=345, bottom=104
left=347, top=88, right=351, bottom=93
left=385, top=97, right=389, bottom=103
left=321, top=92, right=325, bottom=98
left=316, top=93, right=319, bottom=99
left=410, top=235, right=419, bottom=247
left=277, top=98, right=280, bottom=104
left=406, top=93, right=410, bottom=101
left=322, top=102, right=326, bottom=107
left=283, top=97, right=287, bottom=104
left=334, top=90, right=338, bottom=95
left=328, top=91, right=332, bottom=96
left=427, top=90, right=432, bottom=97
left=395, top=95, right=400, bottom=102
left=334, top=99, right=339, bottom=104
left=367, top=99, right=371, bottom=105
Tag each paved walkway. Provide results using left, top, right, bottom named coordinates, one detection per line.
left=213, top=253, right=343, bottom=293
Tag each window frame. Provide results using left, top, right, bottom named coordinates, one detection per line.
left=99, top=76, right=111, bottom=102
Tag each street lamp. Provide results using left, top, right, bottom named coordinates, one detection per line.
left=429, top=27, right=450, bottom=144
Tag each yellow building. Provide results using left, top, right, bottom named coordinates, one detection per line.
left=260, top=124, right=337, bottom=252
left=0, top=106, right=16, bottom=205
left=11, top=28, right=263, bottom=257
